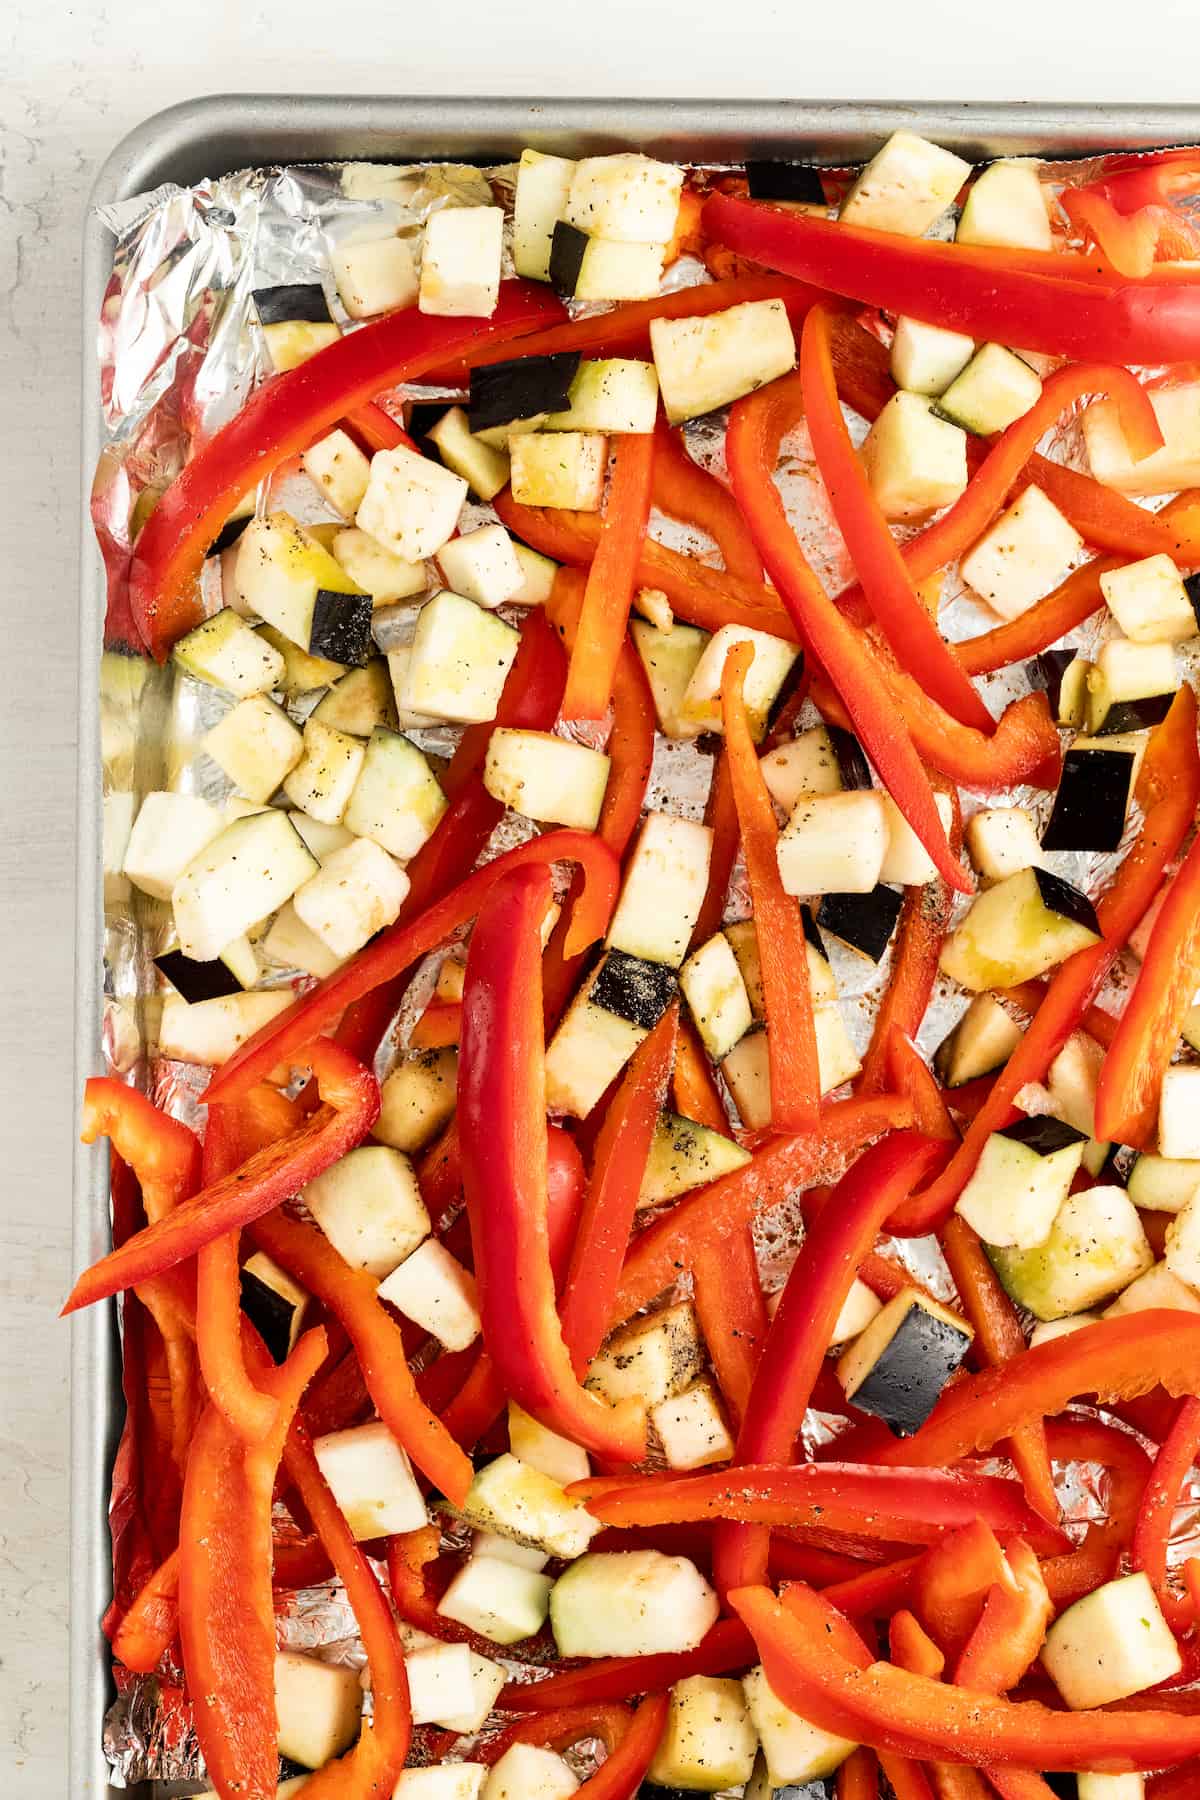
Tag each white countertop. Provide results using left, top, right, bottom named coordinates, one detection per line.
left=3, top=4, right=1198, bottom=1790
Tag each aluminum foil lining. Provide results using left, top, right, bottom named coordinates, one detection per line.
left=91, top=148, right=1200, bottom=1789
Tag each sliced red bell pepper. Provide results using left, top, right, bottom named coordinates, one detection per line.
left=1040, top=1416, right=1151, bottom=1610
left=586, top=1462, right=1068, bottom=1552
left=671, top=1017, right=730, bottom=1135
left=477, top=1704, right=634, bottom=1767
left=722, top=638, right=820, bottom=1130
left=409, top=998, right=462, bottom=1050
left=939, top=1216, right=1058, bottom=1527
left=820, top=1554, right=922, bottom=1621
left=1060, top=185, right=1160, bottom=277
left=111, top=1548, right=180, bottom=1675
left=1096, top=832, right=1200, bottom=1146
left=691, top=1229, right=767, bottom=1429
left=178, top=1325, right=327, bottom=1800
left=688, top=748, right=741, bottom=952
left=910, top=1519, right=1013, bottom=1662
left=280, top=1418, right=410, bottom=1798
left=459, top=863, right=647, bottom=1463
left=712, top=1132, right=951, bottom=1597
left=855, top=786, right=960, bottom=1096
left=733, top=1579, right=1200, bottom=1772
left=1082, top=148, right=1200, bottom=215
left=651, top=415, right=764, bottom=582
left=501, top=1617, right=758, bottom=1712
left=563, top=431, right=655, bottom=719
left=66, top=1040, right=379, bottom=1311
left=725, top=373, right=968, bottom=894
left=894, top=685, right=1200, bottom=1233
left=953, top=1538, right=1052, bottom=1696
left=570, top=1692, right=669, bottom=1800
left=341, top=400, right=417, bottom=453
left=1133, top=1395, right=1200, bottom=1632
left=129, top=282, right=562, bottom=658
left=800, top=302, right=993, bottom=732
left=386, top=1525, right=550, bottom=1661
left=559, top=1004, right=680, bottom=1371
left=207, top=827, right=617, bottom=1106
left=1000, top=980, right=1120, bottom=1050
left=879, top=1032, right=955, bottom=1141
left=613, top=1093, right=915, bottom=1322
left=473, top=1699, right=668, bottom=1800
left=838, top=1748, right=880, bottom=1800
left=704, top=190, right=1200, bottom=364
left=248, top=1206, right=473, bottom=1503
left=195, top=1099, right=278, bottom=1445
left=889, top=1619, right=1014, bottom=1800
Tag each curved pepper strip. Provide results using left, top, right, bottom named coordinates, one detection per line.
left=560, top=1005, right=680, bottom=1372
left=732, top=1580, right=1200, bottom=1772
left=195, top=1101, right=278, bottom=1444
left=893, top=685, right=1200, bottom=1234
left=952, top=1538, right=1052, bottom=1696
left=111, top=1548, right=180, bottom=1675
left=66, top=1040, right=379, bottom=1310
left=672, top=1018, right=730, bottom=1135
left=613, top=1093, right=915, bottom=1323
left=128, top=282, right=563, bottom=658
left=1040, top=1416, right=1151, bottom=1610
left=1133, top=1395, right=1200, bottom=1633
left=1060, top=184, right=1161, bottom=277
left=939, top=1216, right=1058, bottom=1527
left=564, top=431, right=656, bottom=719
left=459, top=864, right=647, bottom=1462
left=568, top=1693, right=669, bottom=1800
left=712, top=1133, right=951, bottom=1598
left=178, top=1325, right=327, bottom=1800
left=800, top=303, right=993, bottom=732
left=477, top=1704, right=634, bottom=1767
left=247, top=1206, right=473, bottom=1503
left=651, top=415, right=764, bottom=581
left=821, top=1555, right=922, bottom=1621
left=725, top=373, right=968, bottom=893
left=874, top=1312, right=1200, bottom=1476
left=880, top=1032, right=955, bottom=1141
left=703, top=191, right=1200, bottom=365
left=722, top=639, right=819, bottom=1131
left=890, top=1615, right=1008, bottom=1800
left=1096, top=831, right=1200, bottom=1146
left=80, top=1080, right=202, bottom=1469
left=584, top=1462, right=1068, bottom=1551
left=386, top=1526, right=553, bottom=1663
left=910, top=1520, right=1013, bottom=1665
left=207, top=828, right=617, bottom=1107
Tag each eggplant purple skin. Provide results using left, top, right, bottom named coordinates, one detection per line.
left=744, top=160, right=827, bottom=205
left=154, top=949, right=243, bottom=1005
left=997, top=1114, right=1088, bottom=1155
left=816, top=884, right=903, bottom=963
left=1031, top=865, right=1102, bottom=938
left=251, top=282, right=332, bottom=325
left=1093, top=693, right=1174, bottom=735
left=309, top=589, right=374, bottom=667
left=590, top=950, right=678, bottom=1029
left=851, top=1300, right=972, bottom=1437
left=1040, top=749, right=1135, bottom=855
left=827, top=724, right=872, bottom=791
left=548, top=220, right=590, bottom=297
left=238, top=1268, right=297, bottom=1365
left=1026, top=647, right=1077, bottom=719
left=468, top=350, right=581, bottom=433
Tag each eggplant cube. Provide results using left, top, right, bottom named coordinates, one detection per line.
left=173, top=608, right=286, bottom=699
left=510, top=542, right=559, bottom=606
left=955, top=1116, right=1088, bottom=1248
left=375, top=1048, right=458, bottom=1155
left=123, top=791, right=224, bottom=902
left=759, top=725, right=848, bottom=810
left=1042, top=1572, right=1182, bottom=1709
left=293, top=837, right=409, bottom=958
left=650, top=1380, right=735, bottom=1472
left=879, top=790, right=956, bottom=887
left=650, top=299, right=796, bottom=425
left=313, top=1419, right=428, bottom=1540
left=437, top=524, right=524, bottom=610
left=960, top=485, right=1083, bottom=621
left=938, top=343, right=1043, bottom=437
left=549, top=1550, right=719, bottom=1658
left=837, top=1289, right=973, bottom=1435
left=419, top=206, right=503, bottom=318
left=1105, top=1260, right=1200, bottom=1319
left=508, top=1402, right=590, bottom=1487
left=393, top=1772, right=488, bottom=1800
left=331, top=526, right=427, bottom=605
left=565, top=153, right=684, bottom=244
left=588, top=1300, right=706, bottom=1410
left=1166, top=1184, right=1200, bottom=1292
left=957, top=159, right=1052, bottom=251
left=1099, top=553, right=1197, bottom=645
left=484, top=1746, right=578, bottom=1800
left=839, top=130, right=970, bottom=236
left=889, top=316, right=975, bottom=397
left=935, top=993, right=1024, bottom=1088
left=397, top=591, right=519, bottom=725
left=647, top=1675, right=758, bottom=1790
left=405, top=1641, right=479, bottom=1728
left=260, top=901, right=345, bottom=979
left=862, top=392, right=968, bottom=523
left=1083, top=384, right=1200, bottom=499
left=483, top=727, right=611, bottom=830
left=681, top=624, right=799, bottom=739
left=203, top=694, right=305, bottom=804
left=939, top=866, right=1101, bottom=992
left=356, top=444, right=467, bottom=562
left=171, top=810, right=318, bottom=962
left=815, top=884, right=903, bottom=963
left=1158, top=1065, right=1200, bottom=1161
left=570, top=236, right=667, bottom=303
left=743, top=1664, right=858, bottom=1786
left=344, top=726, right=448, bottom=860
left=965, top=806, right=1044, bottom=883
left=427, top=406, right=512, bottom=503
left=1040, top=747, right=1135, bottom=854
left=544, top=958, right=658, bottom=1118
left=234, top=513, right=363, bottom=647
left=509, top=431, right=607, bottom=511
left=545, top=358, right=660, bottom=435
left=377, top=1238, right=481, bottom=1353
left=631, top=619, right=710, bottom=740
left=988, top=1185, right=1153, bottom=1320
left=640, top=1112, right=750, bottom=1207
left=607, top=813, right=713, bottom=968
left=301, top=429, right=372, bottom=519
left=274, top=1649, right=362, bottom=1769
left=462, top=1454, right=599, bottom=1561
left=437, top=1555, right=554, bottom=1648
left=282, top=719, right=366, bottom=825
left=240, top=1252, right=307, bottom=1363
left=679, top=932, right=754, bottom=1064
left=331, top=234, right=419, bottom=320
left=303, top=1143, right=430, bottom=1278
left=777, top=790, right=889, bottom=897
left=157, top=992, right=293, bottom=1068
left=513, top=149, right=577, bottom=281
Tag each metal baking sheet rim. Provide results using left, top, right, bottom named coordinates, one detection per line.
left=74, top=92, right=1200, bottom=1796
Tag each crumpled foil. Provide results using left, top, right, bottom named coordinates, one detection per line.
left=91, top=147, right=1200, bottom=1790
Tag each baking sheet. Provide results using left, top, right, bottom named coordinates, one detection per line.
left=75, top=96, right=1200, bottom=1797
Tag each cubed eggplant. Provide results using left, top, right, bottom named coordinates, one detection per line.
left=744, top=161, right=827, bottom=205
left=1185, top=571, right=1200, bottom=628
left=155, top=949, right=243, bottom=1005
left=997, top=1114, right=1089, bottom=1156
left=406, top=402, right=448, bottom=449
left=1092, top=694, right=1174, bottom=735
left=309, top=590, right=375, bottom=668
left=240, top=1262, right=304, bottom=1364
left=590, top=950, right=678, bottom=1029
left=1033, top=867, right=1102, bottom=938
left=816, top=884, right=903, bottom=962
left=1040, top=747, right=1135, bottom=854
left=468, top=352, right=582, bottom=434
left=800, top=904, right=826, bottom=958
left=251, top=283, right=332, bottom=325
left=548, top=221, right=590, bottom=296
left=827, top=725, right=873, bottom=790
left=210, top=514, right=253, bottom=556
left=838, top=1289, right=973, bottom=1437
left=1027, top=648, right=1077, bottom=716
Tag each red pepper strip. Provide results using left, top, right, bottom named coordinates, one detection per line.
left=335, top=609, right=568, bottom=1065
left=651, top=415, right=764, bottom=582
left=722, top=638, right=820, bottom=1129
left=738, top=1579, right=1200, bottom=1773
left=570, top=1693, right=669, bottom=1800
left=838, top=1748, right=880, bottom=1800
left=820, top=1554, right=922, bottom=1620
left=1060, top=185, right=1160, bottom=278
left=1000, top=980, right=1120, bottom=1050
left=890, top=1622, right=1007, bottom=1800
left=273, top=1529, right=335, bottom=1589
left=877, top=1313, right=1200, bottom=1480
left=587, top=1463, right=1068, bottom=1553
left=953, top=1539, right=1052, bottom=1696
left=713, top=1133, right=951, bottom=1597
left=881, top=1033, right=956, bottom=1141
left=894, top=685, right=1200, bottom=1234
left=704, top=190, right=1200, bottom=365
left=856, top=783, right=960, bottom=1097
left=614, top=1092, right=915, bottom=1322
left=409, top=998, right=462, bottom=1050
left=910, top=1520, right=1014, bottom=1663
left=248, top=1208, right=473, bottom=1503
left=342, top=401, right=417, bottom=454
left=111, top=1548, right=180, bottom=1675
left=1133, top=1395, right=1200, bottom=1632
left=564, top=432, right=656, bottom=719
left=691, top=1230, right=767, bottom=1429
left=672, top=1017, right=730, bottom=1134
left=66, top=1040, right=379, bottom=1310
left=1040, top=1417, right=1151, bottom=1610
left=560, top=1005, right=680, bottom=1371
left=179, top=1326, right=327, bottom=1800
left=1097, top=833, right=1200, bottom=1146
left=688, top=750, right=740, bottom=953
left=501, top=1615, right=756, bottom=1713
left=476, top=1704, right=634, bottom=1767
left=1149, top=1766, right=1200, bottom=1800
left=129, top=282, right=562, bottom=658
left=386, top=1526, right=549, bottom=1660
left=801, top=303, right=993, bottom=732
left=939, top=1217, right=1058, bottom=1528
left=209, top=829, right=616, bottom=1107
left=460, top=864, right=647, bottom=1462
left=280, top=1420, right=410, bottom=1799
left=195, top=1102, right=277, bottom=1444
left=1081, top=148, right=1200, bottom=214
left=303, top=1344, right=374, bottom=1438
left=726, top=376, right=968, bottom=893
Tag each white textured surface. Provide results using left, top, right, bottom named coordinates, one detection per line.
left=3, top=5, right=1200, bottom=1792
